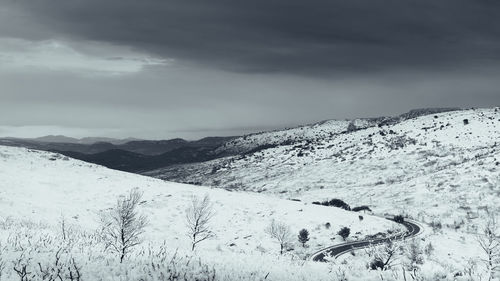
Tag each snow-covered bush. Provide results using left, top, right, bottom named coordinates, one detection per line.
left=0, top=216, right=495, bottom=281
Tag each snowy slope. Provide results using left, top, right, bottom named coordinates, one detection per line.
left=215, top=108, right=458, bottom=155
left=215, top=119, right=365, bottom=155
left=0, top=107, right=498, bottom=279
left=147, top=108, right=499, bottom=217
left=0, top=145, right=397, bottom=256
left=145, top=108, right=500, bottom=269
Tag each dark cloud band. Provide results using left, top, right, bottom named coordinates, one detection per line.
left=7, top=0, right=500, bottom=74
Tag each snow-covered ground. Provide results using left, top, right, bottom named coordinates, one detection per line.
left=0, top=107, right=498, bottom=280
left=0, top=145, right=407, bottom=280
left=148, top=109, right=500, bottom=218
left=145, top=107, right=500, bottom=278
left=0, top=145, right=402, bottom=253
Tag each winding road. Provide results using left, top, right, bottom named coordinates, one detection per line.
left=310, top=217, right=423, bottom=262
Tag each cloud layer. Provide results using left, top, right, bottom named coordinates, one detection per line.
left=6, top=0, right=500, bottom=74
left=0, top=0, right=499, bottom=139
left=0, top=38, right=167, bottom=76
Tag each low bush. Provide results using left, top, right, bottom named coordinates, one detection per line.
left=429, top=220, right=442, bottom=232
left=393, top=215, right=405, bottom=223
left=316, top=199, right=351, bottom=210
left=370, top=259, right=385, bottom=270
left=352, top=206, right=372, bottom=212
left=338, top=227, right=351, bottom=241
left=297, top=229, right=310, bottom=247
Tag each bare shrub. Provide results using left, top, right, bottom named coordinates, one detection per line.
left=0, top=243, right=5, bottom=281
left=36, top=248, right=65, bottom=281
left=13, top=252, right=31, bottom=281
left=66, top=258, right=82, bottom=281
left=476, top=210, right=500, bottom=281
left=101, top=188, right=148, bottom=263
left=463, top=258, right=481, bottom=281
left=330, top=266, right=348, bottom=281
left=136, top=247, right=216, bottom=281
left=59, top=214, right=68, bottom=241
left=266, top=219, right=293, bottom=254
left=403, top=239, right=424, bottom=273
left=0, top=260, right=4, bottom=281
left=185, top=194, right=215, bottom=251
left=367, top=239, right=402, bottom=271
left=424, top=242, right=434, bottom=257
left=429, top=220, right=442, bottom=233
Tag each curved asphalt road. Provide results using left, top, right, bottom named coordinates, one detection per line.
left=311, top=218, right=422, bottom=262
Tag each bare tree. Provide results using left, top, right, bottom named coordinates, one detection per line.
left=367, top=238, right=402, bottom=271
left=266, top=219, right=293, bottom=254
left=476, top=211, right=500, bottom=281
left=101, top=189, right=148, bottom=263
left=185, top=194, right=215, bottom=251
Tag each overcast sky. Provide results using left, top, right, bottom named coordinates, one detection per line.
left=1, top=0, right=499, bottom=139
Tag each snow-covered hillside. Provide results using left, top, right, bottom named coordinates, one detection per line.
left=147, top=108, right=500, bottom=220
left=0, top=145, right=412, bottom=280
left=215, top=119, right=369, bottom=155
left=0, top=145, right=400, bottom=252
left=215, top=108, right=459, bottom=155
left=0, top=108, right=498, bottom=280
left=145, top=108, right=500, bottom=274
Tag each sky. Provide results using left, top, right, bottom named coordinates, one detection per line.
left=1, top=0, right=499, bottom=140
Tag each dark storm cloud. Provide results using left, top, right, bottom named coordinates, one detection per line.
left=1, top=0, right=500, bottom=139
left=7, top=0, right=500, bottom=74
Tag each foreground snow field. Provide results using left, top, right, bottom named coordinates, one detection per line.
left=0, top=145, right=398, bottom=252
left=0, top=145, right=412, bottom=280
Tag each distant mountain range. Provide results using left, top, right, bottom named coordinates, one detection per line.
left=3, top=135, right=141, bottom=145
left=0, top=136, right=234, bottom=155
left=60, top=145, right=223, bottom=172
left=0, top=108, right=466, bottom=173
